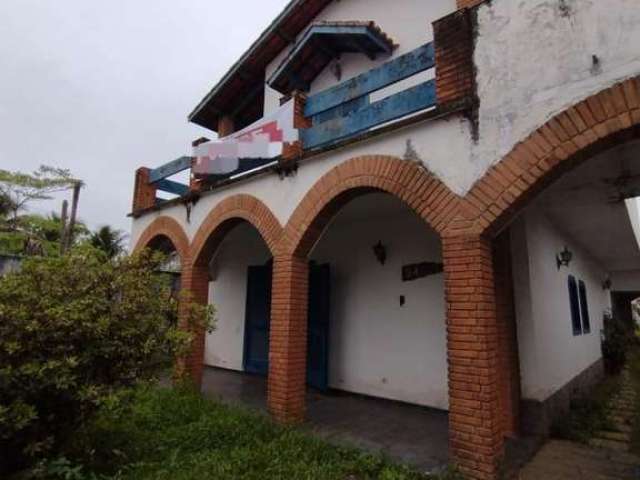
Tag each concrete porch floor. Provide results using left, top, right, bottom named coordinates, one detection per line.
left=201, top=366, right=450, bottom=473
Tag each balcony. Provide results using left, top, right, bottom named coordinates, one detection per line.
left=131, top=9, right=474, bottom=215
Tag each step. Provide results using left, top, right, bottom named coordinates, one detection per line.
left=595, top=430, right=631, bottom=442
left=589, top=438, right=629, bottom=452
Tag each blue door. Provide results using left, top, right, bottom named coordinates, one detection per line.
left=307, top=263, right=331, bottom=391
left=243, top=264, right=272, bottom=376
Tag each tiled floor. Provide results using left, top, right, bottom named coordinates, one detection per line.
left=201, top=366, right=450, bottom=473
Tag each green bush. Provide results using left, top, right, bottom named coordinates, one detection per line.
left=601, top=312, right=635, bottom=375
left=0, top=247, right=213, bottom=475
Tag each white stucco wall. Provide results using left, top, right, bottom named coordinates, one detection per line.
left=264, top=0, right=456, bottom=114
left=204, top=223, right=271, bottom=370
left=310, top=194, right=448, bottom=409
left=472, top=0, right=640, bottom=193
left=201, top=193, right=448, bottom=409
left=512, top=205, right=611, bottom=402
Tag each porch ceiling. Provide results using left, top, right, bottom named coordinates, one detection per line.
left=533, top=140, right=640, bottom=272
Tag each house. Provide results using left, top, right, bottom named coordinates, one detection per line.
left=128, top=0, right=640, bottom=478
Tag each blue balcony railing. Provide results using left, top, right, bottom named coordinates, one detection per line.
left=301, top=42, right=436, bottom=150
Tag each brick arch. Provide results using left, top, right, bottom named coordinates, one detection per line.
left=282, top=155, right=462, bottom=257
left=190, top=194, right=283, bottom=268
left=133, top=216, right=190, bottom=262
left=463, top=76, right=640, bottom=237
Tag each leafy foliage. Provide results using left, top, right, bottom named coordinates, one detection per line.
left=0, top=191, right=15, bottom=219
left=0, top=247, right=213, bottom=474
left=0, top=213, right=89, bottom=256
left=28, top=386, right=460, bottom=480
left=550, top=374, right=619, bottom=443
left=602, top=312, right=636, bottom=375
left=0, top=166, right=76, bottom=228
left=89, top=226, right=126, bottom=259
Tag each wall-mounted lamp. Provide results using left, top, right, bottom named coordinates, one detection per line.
left=602, top=276, right=612, bottom=291
left=373, top=241, right=387, bottom=265
left=556, top=246, right=573, bottom=269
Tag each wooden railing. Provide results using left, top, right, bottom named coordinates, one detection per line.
left=301, top=42, right=436, bottom=150
left=136, top=42, right=439, bottom=206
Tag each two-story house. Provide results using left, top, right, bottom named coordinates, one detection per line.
left=129, top=0, right=640, bottom=478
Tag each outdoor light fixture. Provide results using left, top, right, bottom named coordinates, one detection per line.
left=602, top=276, right=612, bottom=290
left=373, top=241, right=387, bottom=265
left=556, top=246, right=573, bottom=269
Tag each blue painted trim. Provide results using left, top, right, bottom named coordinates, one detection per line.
left=304, top=42, right=435, bottom=117
left=149, top=156, right=193, bottom=183
left=155, top=179, right=189, bottom=196
left=312, top=96, right=370, bottom=124
left=301, top=79, right=436, bottom=150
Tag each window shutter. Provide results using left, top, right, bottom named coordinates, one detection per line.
left=568, top=275, right=582, bottom=335
left=578, top=280, right=591, bottom=334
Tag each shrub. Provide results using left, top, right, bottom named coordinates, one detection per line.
left=601, top=311, right=635, bottom=375
left=0, top=247, right=213, bottom=475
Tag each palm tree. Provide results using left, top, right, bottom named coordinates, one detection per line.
left=0, top=193, right=14, bottom=221
left=90, top=225, right=126, bottom=259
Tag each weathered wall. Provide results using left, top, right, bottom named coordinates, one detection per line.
left=204, top=223, right=271, bottom=370
left=512, top=205, right=610, bottom=402
left=131, top=0, right=640, bottom=248
left=472, top=0, right=640, bottom=192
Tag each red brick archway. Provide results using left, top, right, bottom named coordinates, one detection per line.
left=183, top=194, right=284, bottom=386
left=461, top=76, right=640, bottom=238
left=267, top=155, right=461, bottom=424
left=133, top=216, right=190, bottom=262
left=285, top=155, right=461, bottom=256
left=190, top=194, right=283, bottom=266
left=439, top=76, right=640, bottom=479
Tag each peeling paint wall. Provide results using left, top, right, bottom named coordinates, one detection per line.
left=470, top=0, right=640, bottom=192
left=132, top=0, right=640, bottom=243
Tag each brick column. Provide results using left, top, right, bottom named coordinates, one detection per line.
left=443, top=234, right=503, bottom=480
left=132, top=167, right=156, bottom=212
left=432, top=8, right=475, bottom=108
left=267, top=254, right=308, bottom=423
left=218, top=115, right=235, bottom=138
left=280, top=91, right=311, bottom=174
left=177, top=262, right=210, bottom=387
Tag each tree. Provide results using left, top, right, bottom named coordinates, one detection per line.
left=0, top=246, right=214, bottom=474
left=0, top=192, right=14, bottom=220
left=0, top=212, right=88, bottom=257
left=89, top=225, right=127, bottom=259
left=0, top=165, right=76, bottom=230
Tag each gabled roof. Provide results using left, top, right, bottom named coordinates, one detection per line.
left=188, top=0, right=334, bottom=132
left=268, top=21, right=397, bottom=95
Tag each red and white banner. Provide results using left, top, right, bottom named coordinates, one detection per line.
left=192, top=99, right=298, bottom=177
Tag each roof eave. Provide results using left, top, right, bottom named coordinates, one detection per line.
left=188, top=0, right=306, bottom=130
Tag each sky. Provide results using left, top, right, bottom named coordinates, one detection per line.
left=0, top=0, right=290, bottom=237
